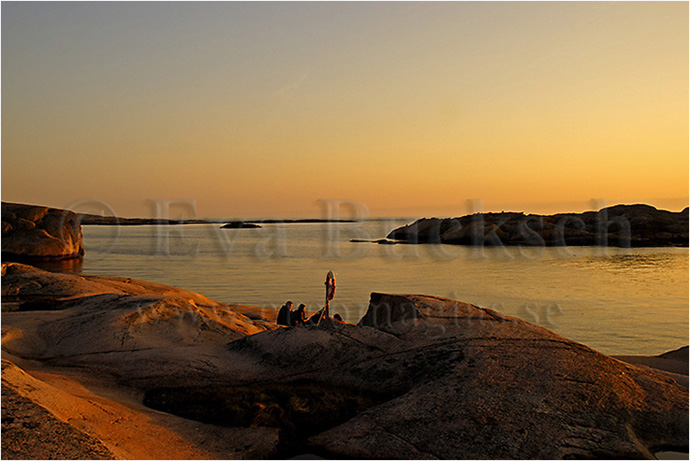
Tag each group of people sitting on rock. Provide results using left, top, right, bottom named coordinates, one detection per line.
left=276, top=301, right=345, bottom=327
left=277, top=301, right=306, bottom=326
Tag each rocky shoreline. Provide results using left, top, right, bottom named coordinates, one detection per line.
left=1, top=201, right=358, bottom=261
left=1, top=263, right=688, bottom=459
left=386, top=204, right=689, bottom=247
left=1, top=202, right=84, bottom=261
left=2, top=201, right=688, bottom=458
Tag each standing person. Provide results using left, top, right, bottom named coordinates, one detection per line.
left=277, top=301, right=293, bottom=326
left=290, top=304, right=307, bottom=326
left=316, top=271, right=336, bottom=325
left=325, top=271, right=336, bottom=317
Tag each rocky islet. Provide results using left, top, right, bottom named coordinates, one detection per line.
left=386, top=204, right=689, bottom=247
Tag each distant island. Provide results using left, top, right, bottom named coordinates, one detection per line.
left=78, top=213, right=356, bottom=226
left=78, top=213, right=225, bottom=225
left=220, top=221, right=262, bottom=229
left=383, top=204, right=688, bottom=247
left=1, top=201, right=360, bottom=262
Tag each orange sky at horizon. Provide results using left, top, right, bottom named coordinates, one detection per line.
left=2, top=2, right=688, bottom=219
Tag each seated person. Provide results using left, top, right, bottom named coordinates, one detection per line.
left=276, top=301, right=293, bottom=326
left=290, top=304, right=307, bottom=326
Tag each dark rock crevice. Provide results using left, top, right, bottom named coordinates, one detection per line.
left=142, top=381, right=401, bottom=457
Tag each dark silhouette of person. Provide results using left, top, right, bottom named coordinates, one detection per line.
left=277, top=301, right=293, bottom=326
left=290, top=304, right=307, bottom=326
left=306, top=310, right=322, bottom=325
left=333, top=313, right=345, bottom=323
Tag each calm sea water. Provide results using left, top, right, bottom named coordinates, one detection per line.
left=74, top=221, right=688, bottom=356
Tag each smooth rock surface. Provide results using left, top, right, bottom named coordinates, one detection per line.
left=1, top=379, right=114, bottom=460
left=220, top=293, right=688, bottom=459
left=1, top=263, right=282, bottom=459
left=2, top=266, right=687, bottom=459
left=0, top=358, right=279, bottom=459
left=2, top=202, right=85, bottom=261
left=1, top=263, right=270, bottom=388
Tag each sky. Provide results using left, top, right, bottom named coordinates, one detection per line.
left=2, top=2, right=688, bottom=219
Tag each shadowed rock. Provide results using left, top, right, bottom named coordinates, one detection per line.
left=218, top=294, right=688, bottom=459
left=387, top=204, right=689, bottom=247
left=614, top=346, right=689, bottom=388
left=2, top=202, right=84, bottom=261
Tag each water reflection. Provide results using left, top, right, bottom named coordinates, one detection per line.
left=30, top=258, right=83, bottom=274
left=554, top=250, right=688, bottom=273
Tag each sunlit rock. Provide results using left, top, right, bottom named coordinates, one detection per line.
left=2, top=266, right=687, bottom=459
left=1, top=263, right=270, bottom=386
left=2, top=202, right=84, bottom=261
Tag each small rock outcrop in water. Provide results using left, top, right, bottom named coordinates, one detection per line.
left=2, top=202, right=84, bottom=261
left=387, top=204, right=689, bottom=247
left=221, top=221, right=261, bottom=229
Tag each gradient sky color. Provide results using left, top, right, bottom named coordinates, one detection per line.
left=2, top=2, right=688, bottom=219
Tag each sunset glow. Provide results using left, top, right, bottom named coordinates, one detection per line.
left=2, top=2, right=688, bottom=218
